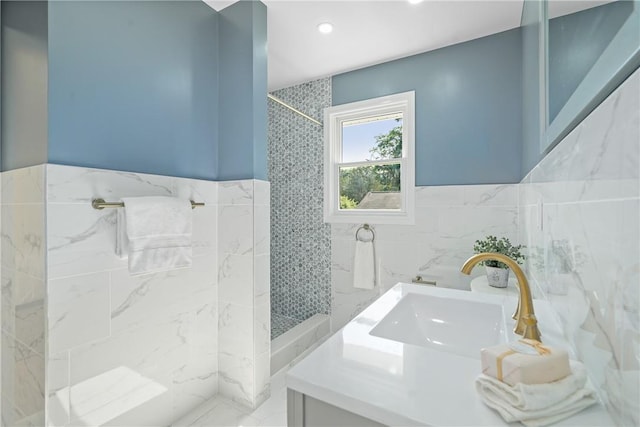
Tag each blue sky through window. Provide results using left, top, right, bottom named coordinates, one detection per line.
left=341, top=117, right=401, bottom=163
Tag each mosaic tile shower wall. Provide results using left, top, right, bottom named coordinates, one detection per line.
left=268, top=78, right=332, bottom=327
left=271, top=313, right=302, bottom=340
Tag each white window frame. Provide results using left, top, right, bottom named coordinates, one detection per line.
left=324, top=91, right=415, bottom=225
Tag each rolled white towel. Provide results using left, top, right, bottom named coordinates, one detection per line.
left=475, top=361, right=598, bottom=427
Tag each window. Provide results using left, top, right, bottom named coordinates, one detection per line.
left=324, top=91, right=415, bottom=224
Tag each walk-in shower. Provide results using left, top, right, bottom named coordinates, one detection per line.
left=267, top=78, right=332, bottom=369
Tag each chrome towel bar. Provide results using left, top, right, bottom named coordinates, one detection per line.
left=91, top=198, right=204, bottom=210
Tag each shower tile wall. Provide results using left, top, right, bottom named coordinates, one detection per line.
left=1, top=165, right=46, bottom=427
left=519, top=68, right=639, bottom=426
left=268, top=78, right=332, bottom=325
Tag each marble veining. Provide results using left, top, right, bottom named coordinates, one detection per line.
left=44, top=165, right=222, bottom=426
left=520, top=69, right=639, bottom=426
left=270, top=314, right=330, bottom=375
left=1, top=204, right=46, bottom=281
left=217, top=179, right=271, bottom=410
left=1, top=166, right=45, bottom=205
left=109, top=260, right=216, bottom=334
left=217, top=205, right=253, bottom=256
left=46, top=166, right=174, bottom=204
left=46, top=166, right=219, bottom=281
left=1, top=165, right=46, bottom=427
left=331, top=183, right=519, bottom=331
left=0, top=164, right=230, bottom=426
left=171, top=367, right=290, bottom=427
left=217, top=181, right=253, bottom=206
left=218, top=353, right=254, bottom=408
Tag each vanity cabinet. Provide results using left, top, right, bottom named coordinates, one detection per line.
left=287, top=389, right=386, bottom=427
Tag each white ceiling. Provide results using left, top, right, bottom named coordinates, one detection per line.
left=205, top=0, right=613, bottom=91
left=265, top=0, right=524, bottom=91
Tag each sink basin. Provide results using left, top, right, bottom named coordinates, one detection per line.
left=369, top=293, right=506, bottom=358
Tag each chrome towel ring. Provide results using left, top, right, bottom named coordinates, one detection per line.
left=355, top=224, right=375, bottom=242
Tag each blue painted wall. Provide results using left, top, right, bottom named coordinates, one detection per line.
left=548, top=1, right=634, bottom=123
left=218, top=1, right=268, bottom=181
left=252, top=3, right=268, bottom=181
left=1, top=1, right=49, bottom=170
left=332, top=28, right=523, bottom=186
left=47, top=1, right=219, bottom=180
left=522, top=0, right=638, bottom=175
left=0, top=3, right=2, bottom=169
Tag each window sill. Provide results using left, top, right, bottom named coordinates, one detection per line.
left=324, top=210, right=415, bottom=225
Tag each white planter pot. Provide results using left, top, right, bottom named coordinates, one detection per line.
left=485, top=266, right=509, bottom=288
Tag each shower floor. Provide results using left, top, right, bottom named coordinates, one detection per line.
left=271, top=313, right=303, bottom=340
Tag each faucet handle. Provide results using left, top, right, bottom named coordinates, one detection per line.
left=518, top=314, right=542, bottom=342
left=411, top=275, right=437, bottom=286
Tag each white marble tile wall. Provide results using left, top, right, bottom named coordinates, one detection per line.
left=1, top=165, right=46, bottom=427
left=331, top=184, right=519, bottom=331
left=44, top=164, right=219, bottom=426
left=217, top=180, right=271, bottom=410
left=519, top=69, right=639, bottom=426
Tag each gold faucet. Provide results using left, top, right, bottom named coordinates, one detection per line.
left=461, top=253, right=542, bottom=342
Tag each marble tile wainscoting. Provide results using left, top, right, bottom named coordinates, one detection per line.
left=331, top=184, right=519, bottom=331
left=45, top=164, right=219, bottom=426
left=519, top=68, right=640, bottom=425
left=0, top=164, right=270, bottom=426
left=1, top=165, right=47, bottom=427
left=217, top=180, right=271, bottom=410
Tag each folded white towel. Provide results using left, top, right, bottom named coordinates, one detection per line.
left=353, top=240, right=375, bottom=289
left=121, top=196, right=193, bottom=275
left=476, top=361, right=598, bottom=427
left=115, top=208, right=129, bottom=260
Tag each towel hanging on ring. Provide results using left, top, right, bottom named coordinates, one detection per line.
left=353, top=224, right=375, bottom=289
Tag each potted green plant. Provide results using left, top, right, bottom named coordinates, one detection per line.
left=473, top=236, right=525, bottom=288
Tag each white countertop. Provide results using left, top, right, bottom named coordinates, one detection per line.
left=286, top=283, right=613, bottom=426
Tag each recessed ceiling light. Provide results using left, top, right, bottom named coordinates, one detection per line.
left=408, top=0, right=424, bottom=4
left=317, top=22, right=333, bottom=34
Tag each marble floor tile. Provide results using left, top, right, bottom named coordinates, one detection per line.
left=173, top=369, right=287, bottom=427
left=173, top=338, right=331, bottom=427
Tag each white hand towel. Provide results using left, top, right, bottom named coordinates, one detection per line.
left=475, top=361, right=598, bottom=427
left=115, top=208, right=129, bottom=260
left=353, top=240, right=375, bottom=289
left=121, top=196, right=193, bottom=275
